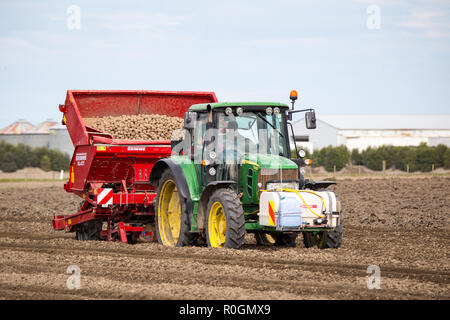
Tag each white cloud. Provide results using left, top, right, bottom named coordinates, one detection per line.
left=243, top=37, right=330, bottom=47
left=0, top=37, right=39, bottom=50
left=352, top=0, right=409, bottom=6
left=88, top=12, right=187, bottom=32
left=396, top=9, right=450, bottom=38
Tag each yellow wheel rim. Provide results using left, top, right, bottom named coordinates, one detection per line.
left=317, top=232, right=325, bottom=248
left=264, top=233, right=276, bottom=245
left=158, top=179, right=181, bottom=246
left=208, top=201, right=227, bottom=248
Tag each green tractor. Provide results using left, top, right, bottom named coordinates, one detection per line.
left=149, top=91, right=343, bottom=249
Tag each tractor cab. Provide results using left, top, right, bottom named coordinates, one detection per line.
left=182, top=103, right=292, bottom=186
left=177, top=94, right=316, bottom=198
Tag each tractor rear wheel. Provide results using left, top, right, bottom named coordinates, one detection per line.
left=255, top=232, right=297, bottom=247
left=205, top=188, right=245, bottom=249
left=155, top=170, right=196, bottom=247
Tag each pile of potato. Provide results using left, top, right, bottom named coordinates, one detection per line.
left=84, top=114, right=185, bottom=141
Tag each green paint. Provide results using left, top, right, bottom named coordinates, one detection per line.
left=191, top=202, right=199, bottom=232
left=243, top=153, right=298, bottom=170
left=170, top=155, right=200, bottom=201
left=239, top=162, right=259, bottom=204
left=245, top=222, right=265, bottom=230
left=189, top=102, right=289, bottom=112
left=240, top=153, right=298, bottom=205
left=169, top=156, right=201, bottom=232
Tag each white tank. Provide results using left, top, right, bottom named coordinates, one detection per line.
left=259, top=190, right=338, bottom=229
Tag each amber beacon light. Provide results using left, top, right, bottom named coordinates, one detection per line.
left=290, top=90, right=298, bottom=101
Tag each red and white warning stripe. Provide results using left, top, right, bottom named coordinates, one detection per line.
left=97, top=188, right=113, bottom=207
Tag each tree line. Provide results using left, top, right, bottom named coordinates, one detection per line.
left=301, top=143, right=450, bottom=172
left=0, top=142, right=70, bottom=173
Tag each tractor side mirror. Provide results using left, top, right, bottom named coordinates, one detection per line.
left=184, top=112, right=197, bottom=129
left=305, top=111, right=316, bottom=129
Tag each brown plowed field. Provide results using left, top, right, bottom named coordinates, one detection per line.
left=0, top=178, right=449, bottom=300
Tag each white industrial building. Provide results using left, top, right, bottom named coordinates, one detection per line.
left=292, top=114, right=450, bottom=151
left=0, top=119, right=73, bottom=155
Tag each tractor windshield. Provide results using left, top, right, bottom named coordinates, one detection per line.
left=216, top=111, right=288, bottom=161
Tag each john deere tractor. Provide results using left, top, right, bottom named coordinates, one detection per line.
left=150, top=91, right=343, bottom=249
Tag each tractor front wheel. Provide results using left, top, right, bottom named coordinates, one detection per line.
left=205, top=188, right=245, bottom=249
left=303, top=211, right=343, bottom=249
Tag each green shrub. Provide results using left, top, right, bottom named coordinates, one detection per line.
left=415, top=143, right=440, bottom=172
left=13, top=143, right=33, bottom=169
left=48, top=149, right=70, bottom=171
left=435, top=144, right=448, bottom=168
left=310, top=144, right=450, bottom=172
left=351, top=148, right=363, bottom=165
left=0, top=152, right=18, bottom=172
left=40, top=155, right=52, bottom=172
left=444, top=149, right=450, bottom=169
left=312, top=145, right=350, bottom=172
left=0, top=142, right=70, bottom=173
left=361, top=147, right=385, bottom=171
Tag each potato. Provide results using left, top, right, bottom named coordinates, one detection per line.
left=86, top=113, right=184, bottom=141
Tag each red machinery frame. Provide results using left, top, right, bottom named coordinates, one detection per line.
left=52, top=90, right=218, bottom=243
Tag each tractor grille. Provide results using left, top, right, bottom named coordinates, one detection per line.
left=257, top=169, right=298, bottom=189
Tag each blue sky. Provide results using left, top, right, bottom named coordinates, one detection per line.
left=0, top=0, right=449, bottom=128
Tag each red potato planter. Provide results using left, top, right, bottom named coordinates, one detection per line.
left=52, top=90, right=218, bottom=243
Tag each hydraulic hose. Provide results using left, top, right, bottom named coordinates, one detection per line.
left=262, top=188, right=326, bottom=218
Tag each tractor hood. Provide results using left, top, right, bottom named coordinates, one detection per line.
left=242, top=153, right=298, bottom=170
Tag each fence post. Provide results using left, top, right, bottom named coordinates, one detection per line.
left=432, top=164, right=434, bottom=175
left=407, top=164, right=409, bottom=174
left=382, top=160, right=386, bottom=176
left=333, top=165, right=336, bottom=178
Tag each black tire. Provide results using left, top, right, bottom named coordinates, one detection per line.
left=274, top=233, right=298, bottom=247
left=75, top=220, right=102, bottom=241
left=155, top=170, right=196, bottom=247
left=255, top=232, right=297, bottom=247
left=205, top=188, right=245, bottom=249
left=126, top=233, right=138, bottom=244
left=303, top=210, right=343, bottom=249
left=75, top=200, right=102, bottom=241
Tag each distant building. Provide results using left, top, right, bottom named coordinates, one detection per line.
left=292, top=114, right=450, bottom=151
left=0, top=119, right=73, bottom=156
left=0, top=119, right=34, bottom=134
left=27, top=119, right=58, bottom=134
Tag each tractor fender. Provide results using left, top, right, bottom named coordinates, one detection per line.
left=150, top=158, right=199, bottom=226
left=150, top=159, right=190, bottom=200
left=197, top=181, right=236, bottom=230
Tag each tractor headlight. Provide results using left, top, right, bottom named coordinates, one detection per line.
left=265, top=107, right=273, bottom=115
left=300, top=167, right=306, bottom=176
left=236, top=107, right=243, bottom=116
left=298, top=149, right=306, bottom=158
left=273, top=107, right=280, bottom=115
left=209, top=167, right=217, bottom=176
left=209, top=151, right=217, bottom=159
left=266, top=181, right=299, bottom=191
left=225, top=107, right=233, bottom=116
